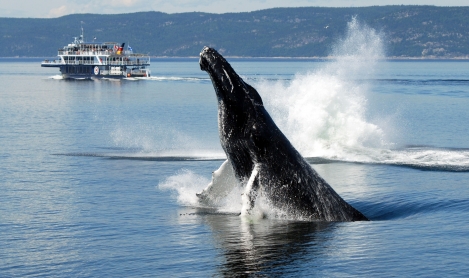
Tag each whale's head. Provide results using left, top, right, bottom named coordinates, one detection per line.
left=199, top=46, right=263, bottom=107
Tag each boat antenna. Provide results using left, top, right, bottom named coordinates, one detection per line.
left=80, top=21, right=85, bottom=43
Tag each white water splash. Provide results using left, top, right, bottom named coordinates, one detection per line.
left=259, top=18, right=469, bottom=171
left=49, top=75, right=64, bottom=79
left=261, top=17, right=390, bottom=160
left=158, top=170, right=209, bottom=205
left=158, top=169, right=243, bottom=212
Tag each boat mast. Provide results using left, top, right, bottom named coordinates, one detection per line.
left=80, top=21, right=85, bottom=43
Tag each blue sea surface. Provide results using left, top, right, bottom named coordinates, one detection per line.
left=1, top=57, right=469, bottom=277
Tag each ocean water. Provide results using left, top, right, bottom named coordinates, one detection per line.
left=2, top=24, right=469, bottom=277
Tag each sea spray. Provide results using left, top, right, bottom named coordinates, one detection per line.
left=111, top=120, right=225, bottom=159
left=159, top=169, right=244, bottom=212
left=261, top=17, right=390, bottom=160
left=158, top=170, right=210, bottom=206
left=111, top=121, right=196, bottom=153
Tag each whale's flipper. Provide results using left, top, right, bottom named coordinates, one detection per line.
left=197, top=160, right=239, bottom=206
left=241, top=165, right=261, bottom=216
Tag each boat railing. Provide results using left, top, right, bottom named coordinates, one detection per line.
left=58, top=50, right=146, bottom=56
left=58, top=50, right=115, bottom=56
left=106, top=60, right=150, bottom=66
left=42, top=59, right=150, bottom=66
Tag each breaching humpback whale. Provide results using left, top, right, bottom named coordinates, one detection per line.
left=198, top=46, right=368, bottom=222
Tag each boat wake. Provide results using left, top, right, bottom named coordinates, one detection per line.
left=47, top=75, right=211, bottom=82
left=48, top=75, right=64, bottom=80
left=144, top=76, right=210, bottom=82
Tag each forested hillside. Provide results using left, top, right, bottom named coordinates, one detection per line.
left=1, top=6, right=468, bottom=58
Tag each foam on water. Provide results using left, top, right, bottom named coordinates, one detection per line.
left=49, top=75, right=64, bottom=79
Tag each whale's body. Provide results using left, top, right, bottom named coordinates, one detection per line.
left=198, top=47, right=368, bottom=221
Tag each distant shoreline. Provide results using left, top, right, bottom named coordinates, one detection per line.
left=2, top=56, right=469, bottom=61
left=3, top=7, right=469, bottom=58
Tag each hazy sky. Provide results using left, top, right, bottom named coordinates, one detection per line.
left=1, top=0, right=468, bottom=18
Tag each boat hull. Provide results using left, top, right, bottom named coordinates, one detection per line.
left=41, top=63, right=150, bottom=79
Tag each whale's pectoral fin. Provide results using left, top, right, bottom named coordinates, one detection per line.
left=197, top=160, right=238, bottom=206
left=245, top=179, right=259, bottom=212
left=241, top=165, right=261, bottom=215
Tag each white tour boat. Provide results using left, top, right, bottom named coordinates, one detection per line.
left=41, top=27, right=150, bottom=79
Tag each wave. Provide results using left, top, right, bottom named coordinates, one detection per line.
left=54, top=150, right=226, bottom=161
left=305, top=146, right=469, bottom=172
left=375, top=78, right=469, bottom=85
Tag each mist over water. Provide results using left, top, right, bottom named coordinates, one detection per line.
left=111, top=122, right=219, bottom=158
